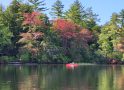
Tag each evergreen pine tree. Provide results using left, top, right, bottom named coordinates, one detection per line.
left=50, top=0, right=64, bottom=18
left=119, top=9, right=124, bottom=27
left=110, top=13, right=118, bottom=25
left=65, top=0, right=86, bottom=24
left=28, top=0, right=47, bottom=11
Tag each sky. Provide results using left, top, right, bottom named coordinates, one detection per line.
left=0, top=0, right=124, bottom=25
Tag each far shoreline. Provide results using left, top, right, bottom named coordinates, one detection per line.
left=0, top=61, right=124, bottom=65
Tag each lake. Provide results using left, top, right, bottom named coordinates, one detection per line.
left=0, top=64, right=124, bottom=90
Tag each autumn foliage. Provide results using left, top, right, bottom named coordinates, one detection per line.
left=19, top=32, right=43, bottom=55
left=19, top=11, right=45, bottom=55
left=53, top=19, right=93, bottom=43
left=19, top=32, right=44, bottom=43
left=79, top=29, right=93, bottom=43
left=23, top=12, right=45, bottom=26
left=52, top=19, right=93, bottom=58
left=53, top=19, right=81, bottom=39
left=116, top=38, right=124, bottom=52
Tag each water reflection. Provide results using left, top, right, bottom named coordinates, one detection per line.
left=0, top=65, right=124, bottom=90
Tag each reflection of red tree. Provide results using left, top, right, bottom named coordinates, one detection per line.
left=117, top=71, right=124, bottom=89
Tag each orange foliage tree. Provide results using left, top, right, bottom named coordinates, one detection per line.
left=52, top=19, right=93, bottom=59
left=78, top=29, right=93, bottom=47
left=23, top=12, right=43, bottom=26
left=116, top=37, right=124, bottom=52
left=18, top=11, right=46, bottom=57
left=53, top=19, right=80, bottom=39
left=52, top=19, right=93, bottom=46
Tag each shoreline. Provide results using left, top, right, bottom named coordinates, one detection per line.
left=0, top=62, right=124, bottom=65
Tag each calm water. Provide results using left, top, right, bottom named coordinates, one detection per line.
left=0, top=65, right=124, bottom=90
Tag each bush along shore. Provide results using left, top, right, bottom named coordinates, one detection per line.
left=1, top=0, right=124, bottom=64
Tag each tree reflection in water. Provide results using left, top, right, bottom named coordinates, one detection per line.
left=0, top=65, right=124, bottom=90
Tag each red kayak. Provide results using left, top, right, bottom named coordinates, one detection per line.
left=66, top=63, right=78, bottom=68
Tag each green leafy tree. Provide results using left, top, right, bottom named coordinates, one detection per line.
left=0, top=25, right=13, bottom=53
left=0, top=6, right=13, bottom=55
left=98, top=22, right=120, bottom=59
left=97, top=12, right=124, bottom=62
left=5, top=0, right=26, bottom=56
left=50, top=0, right=64, bottom=18
left=0, top=0, right=33, bottom=57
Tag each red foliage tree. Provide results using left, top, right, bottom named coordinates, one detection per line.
left=18, top=11, right=47, bottom=59
left=77, top=29, right=93, bottom=48
left=23, top=12, right=45, bottom=26
left=79, top=29, right=93, bottom=42
left=52, top=19, right=93, bottom=56
left=53, top=19, right=93, bottom=42
left=53, top=19, right=81, bottom=39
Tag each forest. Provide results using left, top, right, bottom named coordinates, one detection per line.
left=0, top=0, right=124, bottom=64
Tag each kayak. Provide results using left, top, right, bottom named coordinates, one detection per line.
left=66, top=63, right=78, bottom=68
